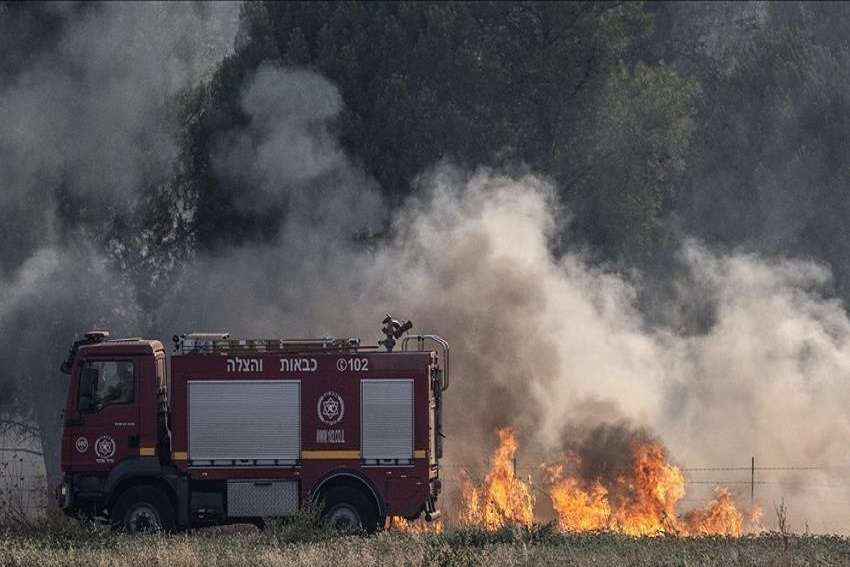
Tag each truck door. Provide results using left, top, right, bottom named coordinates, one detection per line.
left=67, top=359, right=141, bottom=472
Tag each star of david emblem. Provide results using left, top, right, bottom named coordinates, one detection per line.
left=317, top=392, right=345, bottom=425
left=95, top=436, right=116, bottom=458
left=322, top=398, right=340, bottom=420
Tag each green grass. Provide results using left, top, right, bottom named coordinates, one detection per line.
left=2, top=522, right=850, bottom=567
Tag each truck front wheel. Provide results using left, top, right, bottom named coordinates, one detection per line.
left=321, top=486, right=378, bottom=533
left=111, top=486, right=176, bottom=534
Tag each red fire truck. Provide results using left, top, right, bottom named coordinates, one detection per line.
left=55, top=316, right=448, bottom=533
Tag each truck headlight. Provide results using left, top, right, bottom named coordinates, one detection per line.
left=55, top=482, right=71, bottom=508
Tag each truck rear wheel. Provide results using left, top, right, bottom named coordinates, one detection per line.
left=321, top=486, right=378, bottom=534
left=111, top=486, right=176, bottom=534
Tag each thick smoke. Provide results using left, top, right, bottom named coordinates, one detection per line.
left=3, top=4, right=849, bottom=534
left=177, top=77, right=850, bottom=528
left=384, top=173, right=850, bottom=531
left=160, top=65, right=386, bottom=335
left=376, top=173, right=850, bottom=532
left=0, top=2, right=240, bottom=485
left=213, top=64, right=386, bottom=237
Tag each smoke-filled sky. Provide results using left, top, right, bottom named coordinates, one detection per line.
left=0, top=1, right=241, bottom=485
left=2, top=2, right=850, bottom=533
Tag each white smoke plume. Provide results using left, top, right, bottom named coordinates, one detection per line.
left=373, top=171, right=850, bottom=532
left=210, top=64, right=386, bottom=230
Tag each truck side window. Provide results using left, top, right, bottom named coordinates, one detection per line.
left=80, top=361, right=134, bottom=411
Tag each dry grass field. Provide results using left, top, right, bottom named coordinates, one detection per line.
left=2, top=522, right=850, bottom=567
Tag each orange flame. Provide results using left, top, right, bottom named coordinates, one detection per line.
left=616, top=441, right=686, bottom=535
left=459, top=428, right=535, bottom=529
left=389, top=516, right=443, bottom=533
left=681, top=487, right=743, bottom=536
left=460, top=427, right=757, bottom=536
left=547, top=469, right=611, bottom=532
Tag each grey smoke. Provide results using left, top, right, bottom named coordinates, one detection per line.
left=160, top=64, right=387, bottom=334
left=215, top=66, right=344, bottom=190
left=0, top=2, right=240, bottom=485
left=1, top=2, right=240, bottom=217
left=211, top=64, right=386, bottom=233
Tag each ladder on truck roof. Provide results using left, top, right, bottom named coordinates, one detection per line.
left=173, top=333, right=364, bottom=355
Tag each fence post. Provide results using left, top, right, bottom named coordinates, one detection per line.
left=751, top=456, right=755, bottom=508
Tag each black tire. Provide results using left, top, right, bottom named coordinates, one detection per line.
left=110, top=486, right=176, bottom=534
left=321, top=486, right=379, bottom=534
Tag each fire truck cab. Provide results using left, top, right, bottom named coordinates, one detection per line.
left=56, top=318, right=447, bottom=533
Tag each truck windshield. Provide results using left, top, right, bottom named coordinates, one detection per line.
left=81, top=360, right=134, bottom=411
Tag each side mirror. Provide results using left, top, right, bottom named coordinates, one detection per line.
left=78, top=367, right=98, bottom=412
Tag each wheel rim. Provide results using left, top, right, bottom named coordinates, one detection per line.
left=126, top=503, right=162, bottom=533
left=327, top=504, right=362, bottom=531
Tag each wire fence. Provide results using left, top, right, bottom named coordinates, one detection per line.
left=0, top=416, right=46, bottom=521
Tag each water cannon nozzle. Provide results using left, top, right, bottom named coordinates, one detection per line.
left=380, top=313, right=413, bottom=352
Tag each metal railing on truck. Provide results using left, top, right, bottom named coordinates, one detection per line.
left=173, top=333, right=362, bottom=355
left=401, top=335, right=450, bottom=391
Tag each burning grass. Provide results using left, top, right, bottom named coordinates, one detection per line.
left=459, top=428, right=536, bottom=529
left=458, top=428, right=762, bottom=536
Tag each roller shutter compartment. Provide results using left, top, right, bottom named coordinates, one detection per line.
left=189, top=380, right=300, bottom=465
left=361, top=379, right=413, bottom=464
